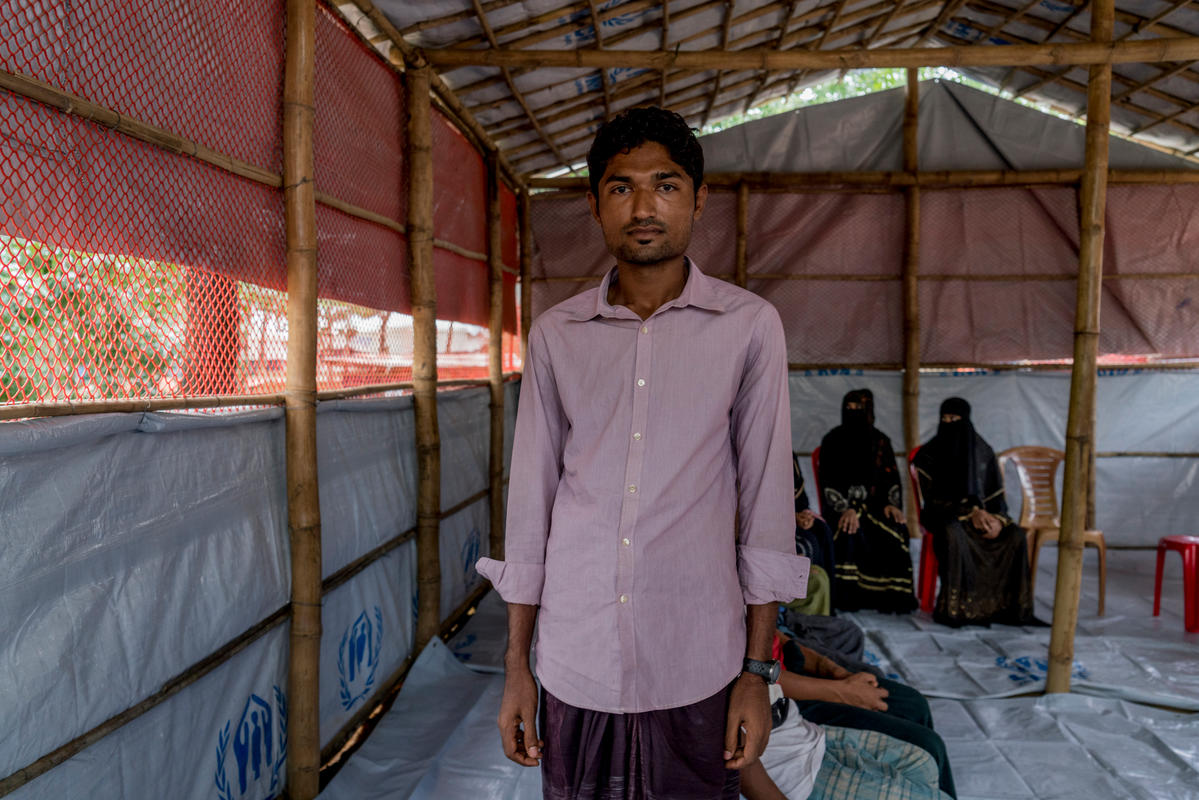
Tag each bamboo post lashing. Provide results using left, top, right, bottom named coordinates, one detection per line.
left=283, top=1, right=321, bottom=796
left=901, top=68, right=922, bottom=530
left=408, top=66, right=443, bottom=652
left=519, top=189, right=534, bottom=362
left=735, top=181, right=749, bottom=289
left=487, top=151, right=506, bottom=561
left=1047, top=0, right=1113, bottom=695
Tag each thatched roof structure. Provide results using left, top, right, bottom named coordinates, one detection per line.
left=336, top=0, right=1199, bottom=175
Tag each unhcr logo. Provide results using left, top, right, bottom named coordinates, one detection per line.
left=214, top=686, right=287, bottom=800
left=462, top=526, right=482, bottom=586
left=338, top=607, right=383, bottom=710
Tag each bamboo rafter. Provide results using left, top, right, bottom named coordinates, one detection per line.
left=1011, top=0, right=1198, bottom=99
left=702, top=0, right=739, bottom=129
left=938, top=28, right=1199, bottom=137
left=503, top=25, right=933, bottom=168
left=459, top=0, right=937, bottom=109
left=912, top=0, right=972, bottom=48
left=502, top=23, right=933, bottom=167
left=785, top=0, right=854, bottom=97
left=742, top=0, right=801, bottom=113
left=585, top=0, right=615, bottom=120
left=399, top=0, right=522, bottom=37
left=661, top=0, right=671, bottom=106
left=469, top=0, right=573, bottom=170
left=421, top=36, right=1199, bottom=71
left=491, top=4, right=939, bottom=158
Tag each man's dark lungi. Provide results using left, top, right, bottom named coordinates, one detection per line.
left=539, top=684, right=740, bottom=800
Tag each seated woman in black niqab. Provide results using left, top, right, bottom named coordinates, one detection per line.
left=913, top=397, right=1036, bottom=628
left=817, top=389, right=917, bottom=613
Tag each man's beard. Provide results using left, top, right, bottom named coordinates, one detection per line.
left=614, top=238, right=686, bottom=264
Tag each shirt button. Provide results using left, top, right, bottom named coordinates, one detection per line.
left=619, top=594, right=628, bottom=604
left=641, top=326, right=648, bottom=334
left=633, top=432, right=642, bottom=440
left=636, top=379, right=645, bottom=387
left=627, top=484, right=637, bottom=494
left=622, top=538, right=630, bottom=547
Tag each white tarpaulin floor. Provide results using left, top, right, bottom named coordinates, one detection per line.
left=321, top=548, right=1199, bottom=800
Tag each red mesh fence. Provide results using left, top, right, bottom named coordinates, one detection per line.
left=0, top=1, right=520, bottom=408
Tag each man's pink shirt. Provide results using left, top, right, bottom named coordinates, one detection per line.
left=478, top=260, right=808, bottom=714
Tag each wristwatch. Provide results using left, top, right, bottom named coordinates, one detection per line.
left=742, top=657, right=781, bottom=684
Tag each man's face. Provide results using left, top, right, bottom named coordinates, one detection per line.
left=587, top=141, right=708, bottom=266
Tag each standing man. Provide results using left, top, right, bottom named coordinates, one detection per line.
left=477, top=107, right=808, bottom=799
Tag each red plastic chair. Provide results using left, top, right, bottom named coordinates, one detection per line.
left=812, top=445, right=933, bottom=613
left=1154, top=535, right=1199, bottom=633
left=908, top=446, right=939, bottom=614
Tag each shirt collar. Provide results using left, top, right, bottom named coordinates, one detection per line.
left=567, top=258, right=728, bottom=321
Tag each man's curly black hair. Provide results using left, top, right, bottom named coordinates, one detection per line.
left=586, top=106, right=704, bottom=200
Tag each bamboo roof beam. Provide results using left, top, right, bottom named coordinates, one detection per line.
left=469, top=0, right=936, bottom=122
left=489, top=70, right=666, bottom=139
left=469, top=0, right=573, bottom=170
left=526, top=167, right=1199, bottom=189
left=786, top=0, right=854, bottom=97
left=1113, top=60, right=1197, bottom=104
left=702, top=0, right=738, bottom=129
left=420, top=36, right=1199, bottom=70
left=1012, top=0, right=1197, bottom=98
left=948, top=8, right=1199, bottom=106
left=504, top=23, right=929, bottom=168
left=743, top=0, right=801, bottom=112
left=661, top=0, right=671, bottom=107
left=584, top=0, right=614, bottom=121
left=456, top=0, right=660, bottom=51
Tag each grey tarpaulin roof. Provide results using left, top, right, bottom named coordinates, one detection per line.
left=345, top=0, right=1199, bottom=175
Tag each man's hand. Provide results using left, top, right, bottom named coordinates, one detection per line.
left=884, top=505, right=906, bottom=525
left=837, top=508, right=860, bottom=534
left=833, top=672, right=889, bottom=711
left=497, top=668, right=542, bottom=766
left=724, top=673, right=771, bottom=770
left=795, top=510, right=816, bottom=530
left=969, top=508, right=1002, bottom=538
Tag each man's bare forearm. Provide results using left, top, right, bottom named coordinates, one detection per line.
left=505, top=602, right=538, bottom=674
left=744, top=602, right=777, bottom=662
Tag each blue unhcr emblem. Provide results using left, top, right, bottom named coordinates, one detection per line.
left=338, top=607, right=384, bottom=710
left=462, top=526, right=482, bottom=586
left=214, top=686, right=287, bottom=800
left=996, top=655, right=1089, bottom=686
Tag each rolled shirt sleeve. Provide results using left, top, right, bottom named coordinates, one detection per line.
left=475, top=321, right=566, bottom=607
left=731, top=303, right=811, bottom=605
left=476, top=557, right=545, bottom=605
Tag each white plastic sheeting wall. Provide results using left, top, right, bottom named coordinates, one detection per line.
left=789, top=369, right=1199, bottom=547
left=1, top=381, right=519, bottom=800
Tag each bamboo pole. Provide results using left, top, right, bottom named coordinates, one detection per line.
left=487, top=151, right=506, bottom=561
left=735, top=181, right=750, bottom=288
left=901, top=67, right=922, bottom=531
left=527, top=168, right=1199, bottom=190
left=519, top=188, right=534, bottom=361
left=1047, top=0, right=1113, bottom=695
left=283, top=1, right=321, bottom=796
left=408, top=65, right=443, bottom=652
left=422, top=36, right=1199, bottom=70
